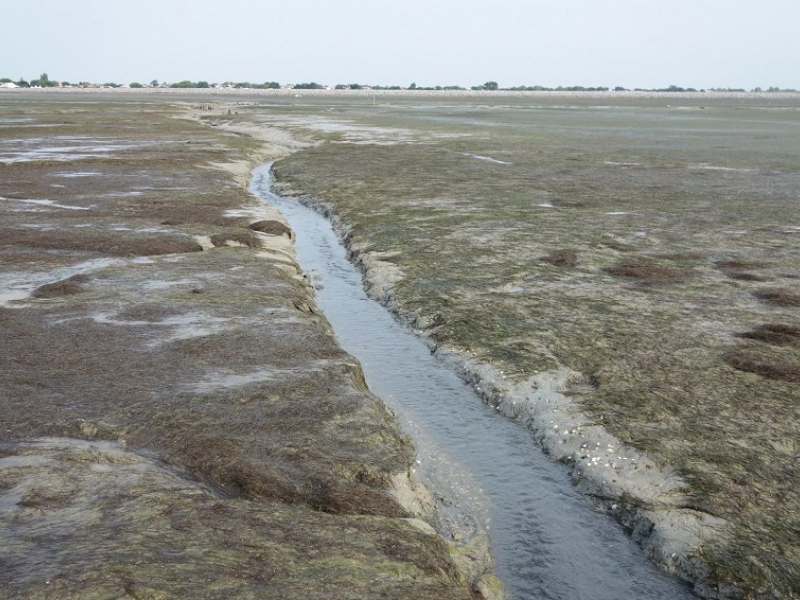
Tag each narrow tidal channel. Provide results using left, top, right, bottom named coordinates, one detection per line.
left=251, top=164, right=697, bottom=600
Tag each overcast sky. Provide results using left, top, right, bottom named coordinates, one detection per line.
left=2, top=0, right=798, bottom=89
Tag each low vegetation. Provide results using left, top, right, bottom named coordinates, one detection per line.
left=258, top=93, right=800, bottom=598
left=0, top=94, right=484, bottom=598
left=4, top=72, right=798, bottom=92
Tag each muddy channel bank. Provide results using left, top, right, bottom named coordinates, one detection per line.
left=0, top=94, right=496, bottom=599
left=217, top=101, right=739, bottom=598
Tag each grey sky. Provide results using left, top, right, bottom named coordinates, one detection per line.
left=2, top=0, right=798, bottom=89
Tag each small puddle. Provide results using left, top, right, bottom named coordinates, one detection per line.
left=251, top=164, right=696, bottom=600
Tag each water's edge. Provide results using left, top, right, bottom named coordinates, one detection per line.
left=291, top=183, right=721, bottom=588
left=246, top=166, right=505, bottom=599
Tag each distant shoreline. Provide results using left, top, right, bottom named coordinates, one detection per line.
left=4, top=87, right=800, bottom=101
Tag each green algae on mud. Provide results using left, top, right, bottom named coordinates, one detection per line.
left=0, top=94, right=487, bottom=599
left=251, top=93, right=800, bottom=598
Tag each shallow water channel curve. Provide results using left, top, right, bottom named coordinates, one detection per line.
left=251, top=164, right=696, bottom=600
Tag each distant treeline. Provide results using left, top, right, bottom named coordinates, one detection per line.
left=2, top=75, right=797, bottom=93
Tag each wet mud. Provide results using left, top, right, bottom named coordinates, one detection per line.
left=0, top=93, right=487, bottom=599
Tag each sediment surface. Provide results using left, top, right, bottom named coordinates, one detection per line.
left=215, top=91, right=799, bottom=598
left=4, top=87, right=800, bottom=599
left=0, top=93, right=488, bottom=599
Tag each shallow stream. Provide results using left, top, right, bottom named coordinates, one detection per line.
left=251, top=164, right=696, bottom=600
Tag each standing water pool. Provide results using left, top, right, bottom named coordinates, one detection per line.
left=251, top=164, right=697, bottom=600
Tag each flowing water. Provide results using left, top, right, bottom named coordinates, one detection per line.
left=251, top=164, right=697, bottom=600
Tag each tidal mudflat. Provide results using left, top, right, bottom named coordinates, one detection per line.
left=3, top=89, right=799, bottom=599
left=0, top=93, right=490, bottom=599
left=205, top=91, right=799, bottom=598
left=253, top=164, right=698, bottom=600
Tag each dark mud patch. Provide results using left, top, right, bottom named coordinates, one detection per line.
left=753, top=287, right=800, bottom=308
left=250, top=219, right=294, bottom=238
left=716, top=260, right=772, bottom=282
left=1, top=228, right=203, bottom=257
left=604, top=258, right=695, bottom=285
left=715, top=260, right=772, bottom=271
left=724, top=271, right=771, bottom=282
left=31, top=274, right=90, bottom=298
left=736, top=323, right=800, bottom=347
left=540, top=248, right=578, bottom=268
left=725, top=344, right=800, bottom=383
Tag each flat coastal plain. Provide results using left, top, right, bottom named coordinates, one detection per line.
left=0, top=92, right=496, bottom=599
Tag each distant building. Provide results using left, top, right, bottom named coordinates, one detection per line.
left=1, top=82, right=19, bottom=88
